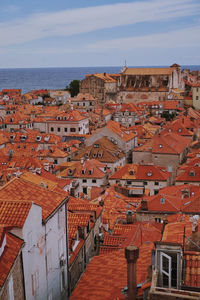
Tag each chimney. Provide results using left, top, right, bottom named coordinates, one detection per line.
left=126, top=210, right=133, bottom=224
left=125, top=246, right=139, bottom=300
left=140, top=200, right=148, bottom=211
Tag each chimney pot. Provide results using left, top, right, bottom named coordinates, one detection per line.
left=125, top=246, right=139, bottom=300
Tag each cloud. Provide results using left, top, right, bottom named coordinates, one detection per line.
left=87, top=25, right=200, bottom=51
left=1, top=5, right=20, bottom=14
left=0, top=0, right=199, bottom=46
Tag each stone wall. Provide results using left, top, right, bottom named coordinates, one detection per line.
left=0, top=252, right=25, bottom=300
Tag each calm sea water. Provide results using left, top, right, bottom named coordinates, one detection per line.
left=0, top=65, right=199, bottom=94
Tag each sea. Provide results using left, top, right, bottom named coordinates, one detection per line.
left=0, top=65, right=200, bottom=94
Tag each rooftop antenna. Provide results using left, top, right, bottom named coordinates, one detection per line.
left=125, top=59, right=127, bottom=67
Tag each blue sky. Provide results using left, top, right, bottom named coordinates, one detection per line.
left=0, top=0, right=200, bottom=68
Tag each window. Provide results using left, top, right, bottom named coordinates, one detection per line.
left=8, top=276, right=14, bottom=300
left=144, top=181, right=147, bottom=185
left=60, top=270, right=65, bottom=292
left=155, top=217, right=161, bottom=223
left=47, top=249, right=52, bottom=273
left=64, top=128, right=67, bottom=132
left=70, top=128, right=76, bottom=132
left=196, top=96, right=199, bottom=100
left=83, top=187, right=87, bottom=194
left=31, top=270, right=39, bottom=296
left=57, top=127, right=61, bottom=132
left=82, top=179, right=87, bottom=183
left=92, top=179, right=96, bottom=183
left=126, top=180, right=132, bottom=185
left=48, top=290, right=53, bottom=300
left=54, top=159, right=58, bottom=164
left=27, top=231, right=32, bottom=251
left=58, top=237, right=64, bottom=258
left=58, top=207, right=65, bottom=229
left=189, top=171, right=195, bottom=176
left=155, top=181, right=159, bottom=186
left=50, top=127, right=54, bottom=132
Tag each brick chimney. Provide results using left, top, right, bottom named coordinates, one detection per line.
left=125, top=246, right=139, bottom=300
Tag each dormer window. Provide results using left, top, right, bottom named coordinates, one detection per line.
left=85, top=153, right=89, bottom=158
left=129, top=170, right=134, bottom=175
left=189, top=170, right=195, bottom=177
left=68, top=169, right=73, bottom=176
left=88, top=169, right=93, bottom=175
left=178, top=129, right=182, bottom=132
left=94, top=144, right=99, bottom=148
left=81, top=169, right=85, bottom=175
left=160, top=197, right=165, bottom=204
left=36, top=136, right=41, bottom=142
left=93, top=153, right=97, bottom=158
left=159, top=144, right=163, bottom=148
left=168, top=129, right=172, bottom=132
left=147, top=171, right=152, bottom=177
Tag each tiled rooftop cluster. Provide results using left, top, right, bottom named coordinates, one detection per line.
left=1, top=66, right=200, bottom=299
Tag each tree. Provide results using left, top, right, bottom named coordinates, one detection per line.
left=66, top=80, right=80, bottom=97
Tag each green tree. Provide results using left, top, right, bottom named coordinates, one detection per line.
left=66, top=80, right=80, bottom=97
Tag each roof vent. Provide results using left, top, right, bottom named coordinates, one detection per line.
left=147, top=171, right=152, bottom=177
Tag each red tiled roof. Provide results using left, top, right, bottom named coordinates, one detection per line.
left=184, top=251, right=200, bottom=288
left=110, top=164, right=170, bottom=181
left=0, top=201, right=32, bottom=227
left=0, top=231, right=24, bottom=287
left=0, top=178, right=67, bottom=221
left=134, top=132, right=191, bottom=154
left=70, top=241, right=154, bottom=300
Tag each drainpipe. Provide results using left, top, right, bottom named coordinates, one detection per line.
left=125, top=245, right=139, bottom=300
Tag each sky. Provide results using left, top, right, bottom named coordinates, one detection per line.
left=0, top=0, right=200, bottom=68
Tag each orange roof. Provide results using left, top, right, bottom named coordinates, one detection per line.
left=0, top=201, right=32, bottom=227
left=58, top=159, right=107, bottom=179
left=105, top=120, right=137, bottom=142
left=176, top=166, right=200, bottom=182
left=110, top=164, right=170, bottom=181
left=123, top=67, right=173, bottom=76
left=184, top=251, right=200, bottom=288
left=86, top=73, right=117, bottom=83
left=0, top=178, right=67, bottom=221
left=162, top=221, right=193, bottom=245
left=134, top=132, right=191, bottom=154
left=70, top=241, right=154, bottom=300
left=0, top=231, right=24, bottom=287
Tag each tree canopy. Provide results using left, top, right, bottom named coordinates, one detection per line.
left=66, top=80, right=80, bottom=97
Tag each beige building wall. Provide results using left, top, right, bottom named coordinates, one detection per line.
left=192, top=87, right=200, bottom=110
